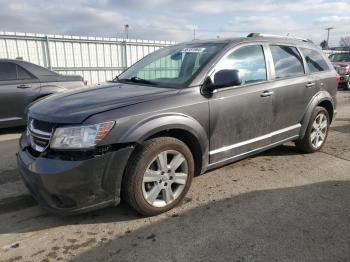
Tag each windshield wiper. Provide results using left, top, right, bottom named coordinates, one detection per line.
left=121, top=76, right=157, bottom=85
left=110, top=76, right=119, bottom=82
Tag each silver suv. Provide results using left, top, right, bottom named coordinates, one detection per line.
left=18, top=33, right=337, bottom=216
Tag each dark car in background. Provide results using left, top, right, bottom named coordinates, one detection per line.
left=18, top=34, right=337, bottom=216
left=329, top=52, right=350, bottom=90
left=0, top=59, right=84, bottom=128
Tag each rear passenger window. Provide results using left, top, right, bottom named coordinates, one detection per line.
left=215, top=45, right=267, bottom=85
left=300, top=48, right=330, bottom=73
left=0, top=62, right=17, bottom=81
left=270, top=45, right=304, bottom=79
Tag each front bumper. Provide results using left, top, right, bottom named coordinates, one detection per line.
left=17, top=133, right=133, bottom=215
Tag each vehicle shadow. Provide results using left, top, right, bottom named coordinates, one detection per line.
left=0, top=143, right=303, bottom=222
left=1, top=180, right=349, bottom=262
left=68, top=180, right=349, bottom=262
left=259, top=144, right=301, bottom=157
left=330, top=124, right=350, bottom=134
left=330, top=117, right=350, bottom=135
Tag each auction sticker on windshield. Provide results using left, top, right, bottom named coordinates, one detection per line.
left=181, top=48, right=205, bottom=53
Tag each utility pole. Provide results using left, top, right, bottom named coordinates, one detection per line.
left=124, top=24, right=129, bottom=39
left=325, top=27, right=334, bottom=48
left=193, top=25, right=196, bottom=40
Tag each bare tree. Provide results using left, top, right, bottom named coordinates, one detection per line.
left=339, top=36, right=350, bottom=47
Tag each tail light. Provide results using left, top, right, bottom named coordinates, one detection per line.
left=347, top=66, right=350, bottom=75
left=336, top=73, right=340, bottom=85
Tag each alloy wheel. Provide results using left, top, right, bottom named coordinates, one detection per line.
left=310, top=112, right=328, bottom=149
left=142, top=150, right=188, bottom=207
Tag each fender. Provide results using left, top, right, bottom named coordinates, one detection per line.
left=119, top=113, right=209, bottom=170
left=299, top=91, right=335, bottom=139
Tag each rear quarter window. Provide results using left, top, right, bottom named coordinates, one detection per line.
left=300, top=48, right=330, bottom=73
left=0, top=62, right=17, bottom=81
left=270, top=45, right=305, bottom=79
left=17, top=65, right=35, bottom=80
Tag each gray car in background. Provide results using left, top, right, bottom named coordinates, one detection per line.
left=0, top=59, right=84, bottom=128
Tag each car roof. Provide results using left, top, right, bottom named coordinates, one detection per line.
left=178, top=35, right=319, bottom=50
left=0, top=58, right=58, bottom=77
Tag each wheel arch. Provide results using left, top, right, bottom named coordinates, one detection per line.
left=145, top=129, right=204, bottom=177
left=299, top=91, right=335, bottom=139
left=120, top=113, right=209, bottom=176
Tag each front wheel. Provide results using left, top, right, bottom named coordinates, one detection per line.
left=295, top=106, right=329, bottom=153
left=122, top=137, right=194, bottom=216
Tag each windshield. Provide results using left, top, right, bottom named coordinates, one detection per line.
left=117, top=42, right=225, bottom=88
left=329, top=53, right=350, bottom=62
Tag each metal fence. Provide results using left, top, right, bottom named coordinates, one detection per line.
left=0, top=31, right=176, bottom=84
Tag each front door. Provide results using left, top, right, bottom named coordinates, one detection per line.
left=208, top=44, right=274, bottom=164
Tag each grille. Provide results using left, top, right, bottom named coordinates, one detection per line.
left=28, top=118, right=55, bottom=153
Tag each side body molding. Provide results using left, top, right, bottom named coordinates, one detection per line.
left=299, top=91, right=335, bottom=139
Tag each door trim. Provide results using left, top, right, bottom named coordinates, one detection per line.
left=210, top=124, right=301, bottom=155
left=208, top=134, right=299, bottom=169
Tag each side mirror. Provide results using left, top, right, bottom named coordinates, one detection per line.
left=213, top=69, right=241, bottom=88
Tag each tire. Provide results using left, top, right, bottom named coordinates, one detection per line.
left=295, top=106, right=329, bottom=153
left=344, top=81, right=350, bottom=91
left=122, top=137, right=194, bottom=216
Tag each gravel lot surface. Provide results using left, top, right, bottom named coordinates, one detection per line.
left=0, top=92, right=349, bottom=262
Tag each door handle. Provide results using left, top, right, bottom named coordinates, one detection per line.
left=305, top=82, right=316, bottom=88
left=17, top=84, right=31, bottom=89
left=260, top=90, right=274, bottom=97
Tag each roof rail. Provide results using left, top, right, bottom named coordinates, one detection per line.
left=247, top=33, right=312, bottom=43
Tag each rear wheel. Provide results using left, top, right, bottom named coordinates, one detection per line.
left=122, top=137, right=194, bottom=216
left=344, top=81, right=350, bottom=91
left=295, top=106, right=329, bottom=153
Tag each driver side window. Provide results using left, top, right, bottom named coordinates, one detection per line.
left=214, top=45, right=267, bottom=85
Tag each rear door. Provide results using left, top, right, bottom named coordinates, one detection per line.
left=0, top=62, right=40, bottom=126
left=208, top=43, right=274, bottom=164
left=265, top=45, right=312, bottom=143
left=299, top=47, right=335, bottom=98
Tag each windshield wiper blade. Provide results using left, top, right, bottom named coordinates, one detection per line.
left=110, top=76, right=119, bottom=82
left=125, top=76, right=157, bottom=85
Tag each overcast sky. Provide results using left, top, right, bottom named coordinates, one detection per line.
left=0, top=0, right=349, bottom=47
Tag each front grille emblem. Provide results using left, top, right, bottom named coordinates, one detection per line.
left=28, top=119, right=53, bottom=153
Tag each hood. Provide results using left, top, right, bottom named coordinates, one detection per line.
left=29, top=82, right=179, bottom=123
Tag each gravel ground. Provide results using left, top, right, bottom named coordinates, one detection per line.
left=0, top=92, right=349, bottom=262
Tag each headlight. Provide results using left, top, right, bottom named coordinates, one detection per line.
left=50, top=121, right=115, bottom=149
